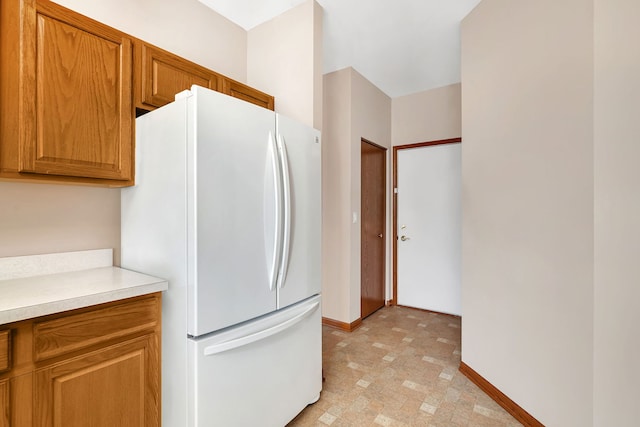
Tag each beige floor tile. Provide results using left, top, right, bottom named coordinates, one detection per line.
left=287, top=306, right=522, bottom=427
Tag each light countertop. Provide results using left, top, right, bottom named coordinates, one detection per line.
left=0, top=249, right=168, bottom=324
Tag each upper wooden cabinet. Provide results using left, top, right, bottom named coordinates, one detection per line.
left=222, top=78, right=275, bottom=111
left=0, top=0, right=274, bottom=186
left=0, top=0, right=134, bottom=186
left=135, top=41, right=275, bottom=112
left=135, top=43, right=222, bottom=110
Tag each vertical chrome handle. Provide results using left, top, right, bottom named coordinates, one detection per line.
left=268, top=132, right=283, bottom=291
left=276, top=134, right=291, bottom=289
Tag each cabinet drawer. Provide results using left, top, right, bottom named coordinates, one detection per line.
left=33, top=296, right=159, bottom=361
left=0, top=331, right=10, bottom=373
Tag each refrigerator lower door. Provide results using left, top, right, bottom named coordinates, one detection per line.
left=188, top=295, right=322, bottom=427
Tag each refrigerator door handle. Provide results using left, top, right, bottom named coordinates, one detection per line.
left=268, top=131, right=283, bottom=291
left=276, top=134, right=292, bottom=289
left=203, top=301, right=320, bottom=356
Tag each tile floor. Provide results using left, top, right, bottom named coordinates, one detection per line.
left=287, top=305, right=522, bottom=427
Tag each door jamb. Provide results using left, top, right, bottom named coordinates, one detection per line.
left=392, top=138, right=461, bottom=305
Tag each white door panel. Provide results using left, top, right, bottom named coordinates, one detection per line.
left=189, top=87, right=277, bottom=336
left=275, top=115, right=322, bottom=309
left=397, top=143, right=461, bottom=315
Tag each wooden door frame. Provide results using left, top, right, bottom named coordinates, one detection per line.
left=392, top=137, right=461, bottom=305
left=361, top=138, right=387, bottom=318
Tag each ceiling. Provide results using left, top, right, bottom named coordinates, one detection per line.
left=198, top=0, right=482, bottom=98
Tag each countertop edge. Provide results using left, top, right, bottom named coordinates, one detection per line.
left=0, top=267, right=168, bottom=325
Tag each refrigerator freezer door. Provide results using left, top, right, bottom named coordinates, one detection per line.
left=275, top=115, right=322, bottom=309
left=188, top=86, right=278, bottom=336
left=188, top=295, right=322, bottom=427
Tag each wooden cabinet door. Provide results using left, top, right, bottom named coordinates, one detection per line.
left=137, top=43, right=222, bottom=109
left=20, top=0, right=133, bottom=181
left=222, top=78, right=275, bottom=110
left=0, top=379, right=8, bottom=427
left=1, top=376, right=33, bottom=427
left=34, top=334, right=159, bottom=427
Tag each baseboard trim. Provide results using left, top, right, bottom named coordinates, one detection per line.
left=396, top=304, right=461, bottom=319
left=322, top=317, right=362, bottom=332
left=459, top=362, right=544, bottom=427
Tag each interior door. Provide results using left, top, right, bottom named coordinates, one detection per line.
left=395, top=141, right=461, bottom=315
left=361, top=139, right=386, bottom=319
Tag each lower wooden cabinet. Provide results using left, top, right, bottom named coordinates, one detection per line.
left=35, top=334, right=158, bottom=427
left=0, top=294, right=161, bottom=427
left=6, top=373, right=33, bottom=427
left=0, top=330, right=9, bottom=374
left=0, top=379, right=8, bottom=427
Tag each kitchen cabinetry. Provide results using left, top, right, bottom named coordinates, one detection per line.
left=0, top=378, right=8, bottom=427
left=0, top=0, right=134, bottom=186
left=222, top=77, right=275, bottom=111
left=135, top=41, right=275, bottom=112
left=0, top=331, right=9, bottom=374
left=0, top=294, right=161, bottom=427
left=135, top=43, right=223, bottom=110
left=0, top=330, right=10, bottom=427
left=0, top=0, right=275, bottom=186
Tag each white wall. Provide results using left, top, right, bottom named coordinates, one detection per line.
left=53, top=0, right=247, bottom=80
left=0, top=182, right=121, bottom=261
left=593, top=0, right=640, bottom=425
left=461, top=1, right=594, bottom=425
left=322, top=70, right=459, bottom=325
left=322, top=69, right=352, bottom=322
left=351, top=69, right=392, bottom=319
left=322, top=67, right=391, bottom=324
left=247, top=0, right=323, bottom=129
left=392, top=83, right=461, bottom=146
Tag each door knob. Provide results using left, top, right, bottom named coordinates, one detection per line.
left=378, top=233, right=383, bottom=238
left=400, top=235, right=409, bottom=241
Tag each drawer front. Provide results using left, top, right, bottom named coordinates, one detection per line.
left=33, top=295, right=159, bottom=361
left=0, top=330, right=10, bottom=373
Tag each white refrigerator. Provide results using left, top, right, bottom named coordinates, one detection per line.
left=121, top=85, right=322, bottom=427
